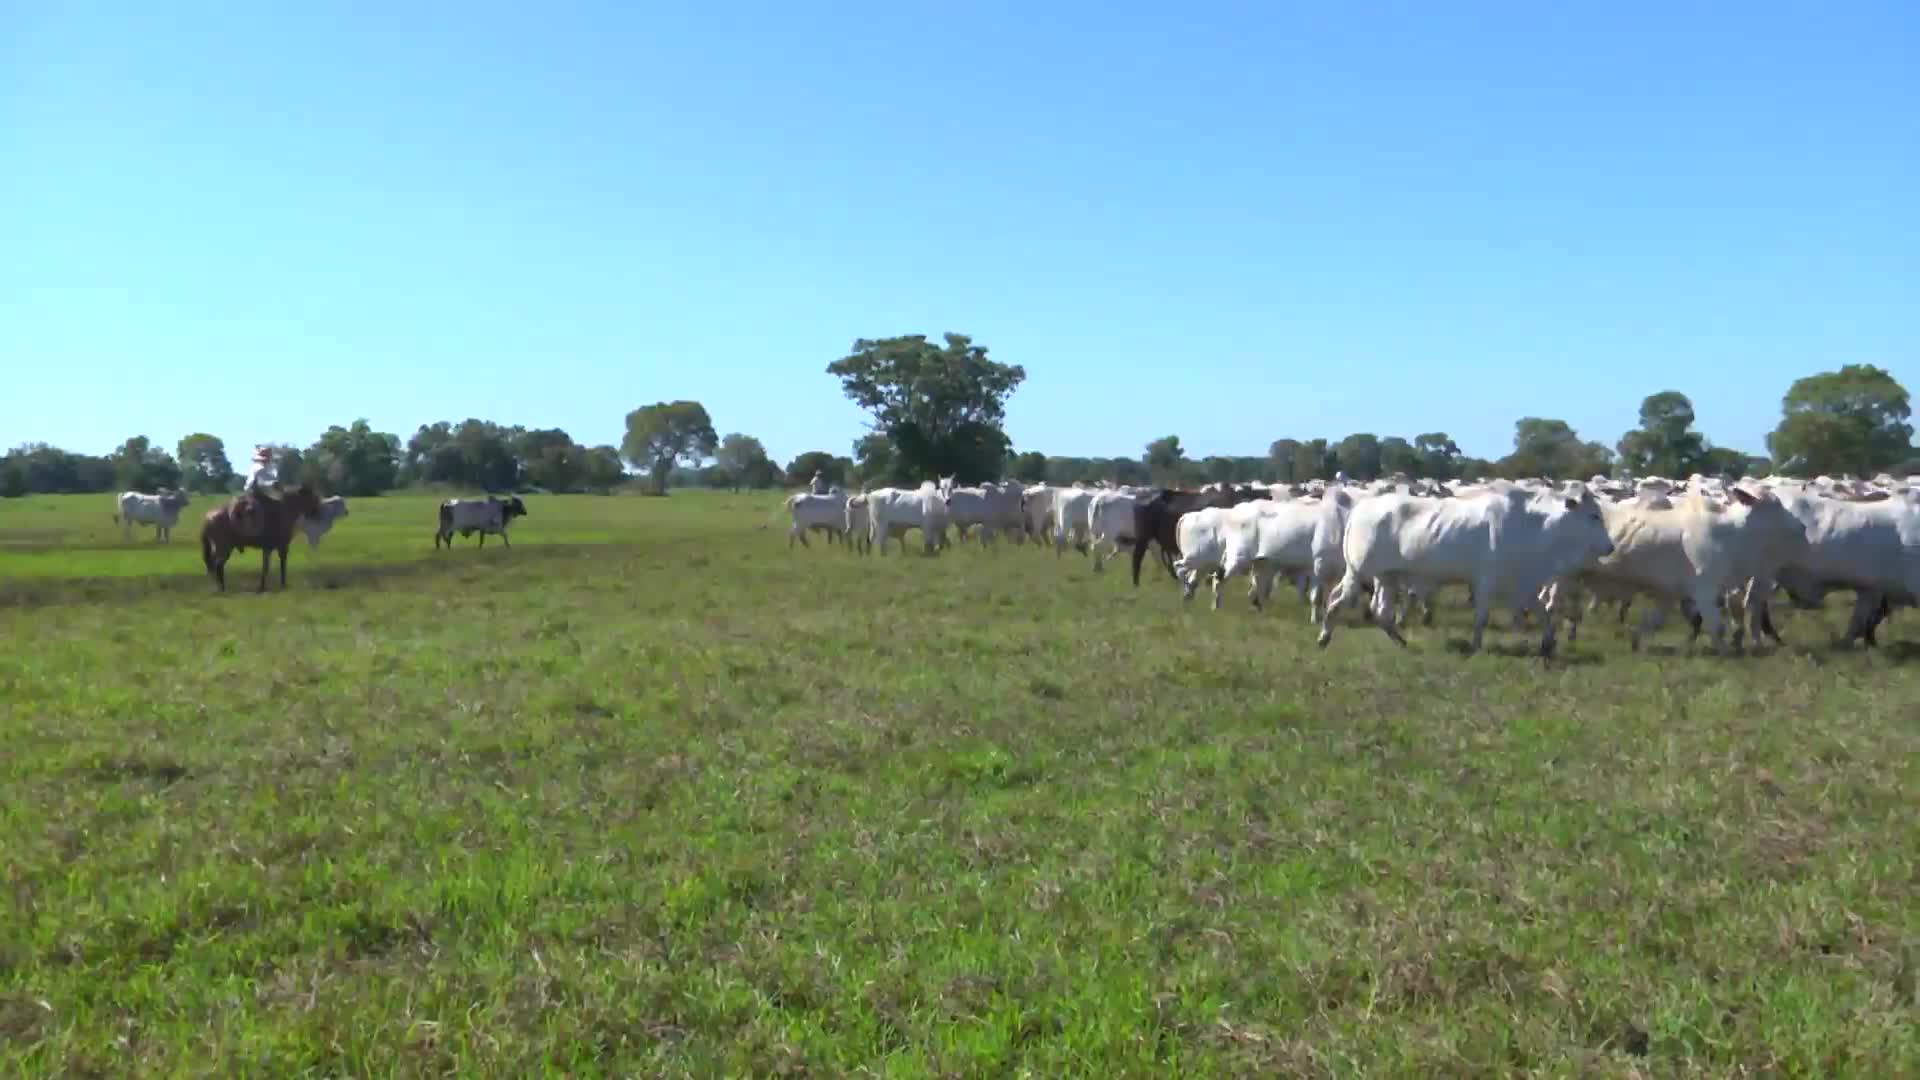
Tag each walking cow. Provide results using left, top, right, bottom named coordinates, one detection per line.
left=435, top=496, right=528, bottom=549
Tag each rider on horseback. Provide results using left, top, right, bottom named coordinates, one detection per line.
left=239, top=445, right=278, bottom=535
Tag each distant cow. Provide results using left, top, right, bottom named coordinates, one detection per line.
left=114, top=488, right=192, bottom=542
left=1321, top=483, right=1616, bottom=656
left=786, top=491, right=848, bottom=547
left=1129, top=485, right=1265, bottom=586
left=299, top=495, right=350, bottom=549
left=435, top=496, right=528, bottom=549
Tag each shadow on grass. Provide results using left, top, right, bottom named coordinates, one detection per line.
left=0, top=543, right=627, bottom=610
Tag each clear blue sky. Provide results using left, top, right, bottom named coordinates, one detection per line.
left=4, top=2, right=1914, bottom=466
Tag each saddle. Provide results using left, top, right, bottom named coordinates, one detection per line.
left=233, top=490, right=281, bottom=540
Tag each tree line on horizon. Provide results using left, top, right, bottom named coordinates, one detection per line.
left=2, top=337, right=1912, bottom=500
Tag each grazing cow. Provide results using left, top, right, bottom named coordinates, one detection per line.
left=1052, top=486, right=1096, bottom=557
left=1566, top=487, right=1810, bottom=653
left=1129, top=485, right=1265, bottom=586
left=435, top=496, right=528, bottom=549
left=864, top=483, right=948, bottom=555
left=114, top=489, right=192, bottom=542
left=1320, top=483, right=1616, bottom=655
left=299, top=495, right=350, bottom=549
left=785, top=491, right=848, bottom=548
left=1086, top=490, right=1142, bottom=572
left=843, top=494, right=872, bottom=554
left=200, top=484, right=324, bottom=592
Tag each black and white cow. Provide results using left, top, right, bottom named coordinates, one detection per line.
left=434, top=496, right=528, bottom=550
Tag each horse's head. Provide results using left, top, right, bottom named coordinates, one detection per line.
left=284, top=484, right=324, bottom=517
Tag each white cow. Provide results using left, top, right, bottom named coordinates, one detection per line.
left=943, top=482, right=1026, bottom=546
left=843, top=494, right=872, bottom=554
left=1320, top=483, right=1616, bottom=655
left=114, top=489, right=192, bottom=542
left=1022, top=484, right=1057, bottom=546
left=434, top=496, right=528, bottom=549
left=1052, top=486, right=1096, bottom=557
left=785, top=491, right=848, bottom=548
left=1766, top=490, right=1920, bottom=647
left=1566, top=487, right=1811, bottom=653
left=1086, top=490, right=1140, bottom=572
left=865, top=483, right=948, bottom=555
left=299, top=495, right=350, bottom=549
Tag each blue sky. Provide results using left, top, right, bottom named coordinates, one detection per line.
left=4, top=2, right=1914, bottom=466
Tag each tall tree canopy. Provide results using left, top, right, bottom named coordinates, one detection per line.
left=786, top=451, right=849, bottom=489
left=1616, top=391, right=1707, bottom=478
left=622, top=401, right=718, bottom=494
left=111, top=435, right=182, bottom=493
left=827, top=333, right=1025, bottom=484
left=175, top=433, right=234, bottom=493
left=1500, top=418, right=1614, bottom=480
left=1766, top=364, right=1913, bottom=476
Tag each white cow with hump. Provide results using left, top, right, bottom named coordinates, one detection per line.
left=1052, top=486, right=1096, bottom=556
left=942, top=481, right=1026, bottom=546
left=1320, top=482, right=1616, bottom=656
left=1767, top=488, right=1920, bottom=646
left=785, top=491, right=848, bottom=548
left=1565, top=486, right=1811, bottom=653
left=115, top=489, right=192, bottom=542
left=864, top=482, right=948, bottom=555
left=299, top=495, right=350, bottom=549
left=1086, top=489, right=1141, bottom=571
left=1022, top=484, right=1056, bottom=546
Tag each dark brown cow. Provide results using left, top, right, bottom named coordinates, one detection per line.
left=1130, top=485, right=1269, bottom=586
left=200, top=484, right=324, bottom=592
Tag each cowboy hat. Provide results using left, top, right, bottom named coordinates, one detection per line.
left=252, top=445, right=274, bottom=463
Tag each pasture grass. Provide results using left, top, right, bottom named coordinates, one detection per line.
left=2, top=491, right=1916, bottom=1075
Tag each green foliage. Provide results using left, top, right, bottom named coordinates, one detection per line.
left=1267, top=439, right=1301, bottom=484
left=714, top=433, right=780, bottom=490
left=785, top=451, right=849, bottom=489
left=110, top=435, right=182, bottom=493
left=828, top=333, right=1025, bottom=484
left=1010, top=451, right=1049, bottom=484
left=622, top=401, right=718, bottom=495
left=1499, top=418, right=1614, bottom=480
left=1413, top=433, right=1462, bottom=480
left=1766, top=364, right=1913, bottom=476
left=1616, top=391, right=1708, bottom=478
left=1335, top=433, right=1383, bottom=480
left=174, top=433, right=233, bottom=493
left=305, top=420, right=401, bottom=496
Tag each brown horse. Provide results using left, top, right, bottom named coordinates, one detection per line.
left=200, top=484, right=324, bottom=592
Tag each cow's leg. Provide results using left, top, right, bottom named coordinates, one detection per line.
left=1375, top=577, right=1409, bottom=647
left=1317, top=571, right=1362, bottom=647
left=1842, top=590, right=1882, bottom=646
left=1249, top=562, right=1275, bottom=611
left=1130, top=539, right=1150, bottom=587
left=1630, top=599, right=1672, bottom=652
left=1687, top=583, right=1729, bottom=655
left=1538, top=582, right=1562, bottom=657
left=1210, top=569, right=1224, bottom=611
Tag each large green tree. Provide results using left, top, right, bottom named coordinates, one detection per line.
left=1615, top=390, right=1707, bottom=478
left=1268, top=438, right=1302, bottom=484
left=1335, top=433, right=1383, bottom=480
left=1010, top=451, right=1048, bottom=484
left=175, top=433, right=233, bottom=493
left=785, top=450, right=847, bottom=488
left=1144, top=435, right=1184, bottom=484
left=622, top=401, right=718, bottom=494
left=579, top=445, right=627, bottom=491
left=1413, top=432, right=1461, bottom=480
left=1500, top=418, right=1614, bottom=480
left=1766, top=364, right=1913, bottom=476
left=827, top=333, right=1025, bottom=484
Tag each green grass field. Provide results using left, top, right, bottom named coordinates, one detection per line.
left=2, top=491, right=1916, bottom=1075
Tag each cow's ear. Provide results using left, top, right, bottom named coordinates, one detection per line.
left=1564, top=496, right=1580, bottom=511
left=1731, top=487, right=1758, bottom=506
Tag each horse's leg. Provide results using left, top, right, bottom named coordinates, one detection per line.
left=279, top=544, right=288, bottom=589
left=258, top=547, right=271, bottom=593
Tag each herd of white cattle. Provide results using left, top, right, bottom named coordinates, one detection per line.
left=787, top=472, right=1919, bottom=656
left=113, top=489, right=352, bottom=548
